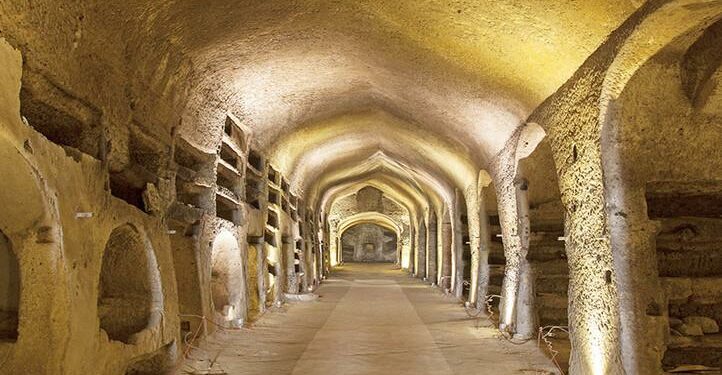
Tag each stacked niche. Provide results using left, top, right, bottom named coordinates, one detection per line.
left=0, top=231, right=19, bottom=342
left=98, top=224, right=161, bottom=344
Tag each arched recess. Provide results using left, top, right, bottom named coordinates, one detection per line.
left=338, top=212, right=402, bottom=238
left=210, top=230, right=246, bottom=327
left=526, top=2, right=722, bottom=374
left=97, top=224, right=163, bottom=344
left=341, top=223, right=398, bottom=263
left=326, top=183, right=414, bottom=268
left=338, top=212, right=402, bottom=264
left=0, top=230, right=19, bottom=342
left=599, top=5, right=722, bottom=374
left=605, top=16, right=722, bottom=372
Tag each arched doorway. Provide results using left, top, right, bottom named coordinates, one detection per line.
left=341, top=223, right=397, bottom=263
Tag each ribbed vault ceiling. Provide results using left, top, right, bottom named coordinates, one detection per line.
left=14, top=0, right=641, bottom=207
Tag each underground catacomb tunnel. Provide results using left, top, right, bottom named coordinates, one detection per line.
left=0, top=1, right=721, bottom=374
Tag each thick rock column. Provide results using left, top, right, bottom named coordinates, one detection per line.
left=248, top=237, right=267, bottom=313
left=603, top=124, right=666, bottom=373
left=514, top=179, right=536, bottom=339
left=416, top=217, right=427, bottom=279
left=427, top=211, right=438, bottom=284
left=408, top=225, right=415, bottom=273
left=440, top=208, right=453, bottom=292
left=475, top=188, right=491, bottom=309
left=453, top=190, right=465, bottom=299
left=495, top=173, right=523, bottom=331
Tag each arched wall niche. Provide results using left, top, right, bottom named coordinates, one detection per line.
left=97, top=224, right=163, bottom=344
left=331, top=211, right=408, bottom=262
left=341, top=223, right=398, bottom=263
left=210, top=230, right=246, bottom=327
left=0, top=230, right=19, bottom=342
left=0, top=130, right=57, bottom=351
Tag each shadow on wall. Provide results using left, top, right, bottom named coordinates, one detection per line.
left=341, top=223, right=397, bottom=263
left=0, top=230, right=19, bottom=342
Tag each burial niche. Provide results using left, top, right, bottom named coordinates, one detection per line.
left=98, top=224, right=161, bottom=344
left=0, top=230, right=19, bottom=342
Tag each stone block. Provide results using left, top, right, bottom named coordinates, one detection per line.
left=678, top=323, right=704, bottom=336
left=683, top=316, right=720, bottom=334
left=662, top=277, right=692, bottom=303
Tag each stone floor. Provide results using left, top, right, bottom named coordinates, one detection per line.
left=182, top=263, right=558, bottom=375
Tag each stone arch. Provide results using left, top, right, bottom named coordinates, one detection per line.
left=97, top=224, right=163, bottom=344
left=604, top=17, right=722, bottom=372
left=210, top=230, right=246, bottom=327
left=340, top=223, right=398, bottom=263
left=335, top=211, right=400, bottom=262
left=0, top=230, right=19, bottom=342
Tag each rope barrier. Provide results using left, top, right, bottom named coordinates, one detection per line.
left=174, top=314, right=245, bottom=374
left=537, top=325, right=569, bottom=375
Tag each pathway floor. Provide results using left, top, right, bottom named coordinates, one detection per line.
left=183, top=263, right=558, bottom=375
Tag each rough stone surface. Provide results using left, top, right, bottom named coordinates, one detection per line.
left=683, top=316, right=720, bottom=334
left=1, top=2, right=721, bottom=375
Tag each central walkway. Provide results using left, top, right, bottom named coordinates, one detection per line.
left=185, top=264, right=558, bottom=374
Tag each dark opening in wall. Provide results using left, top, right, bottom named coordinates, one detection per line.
left=20, top=72, right=102, bottom=158
left=461, top=232, right=472, bottom=297
left=268, top=188, right=280, bottom=206
left=248, top=149, right=263, bottom=172
left=281, top=198, right=289, bottom=213
left=264, top=230, right=277, bottom=247
left=124, top=340, right=177, bottom=375
left=267, top=262, right=277, bottom=276
left=489, top=214, right=500, bottom=226
left=267, top=167, right=279, bottom=185
left=129, top=130, right=165, bottom=175
left=219, top=143, right=240, bottom=171
left=0, top=230, right=19, bottom=342
left=224, top=115, right=248, bottom=152
left=216, top=171, right=236, bottom=196
left=224, top=118, right=233, bottom=137
left=109, top=172, right=147, bottom=212
left=281, top=179, right=290, bottom=195
left=98, top=224, right=158, bottom=344
left=175, top=138, right=213, bottom=173
left=175, top=179, right=207, bottom=209
left=244, top=175, right=262, bottom=211
left=110, top=130, right=166, bottom=212
left=216, top=195, right=238, bottom=224
left=267, top=210, right=279, bottom=229
left=294, top=240, right=303, bottom=274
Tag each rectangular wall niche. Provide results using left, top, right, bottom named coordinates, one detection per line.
left=216, top=195, right=239, bottom=224
left=268, top=188, right=280, bottom=206
left=267, top=167, right=279, bottom=185
left=267, top=210, right=279, bottom=230
left=224, top=114, right=248, bottom=153
left=219, top=143, right=241, bottom=171
left=248, top=149, right=263, bottom=173
left=264, top=230, right=277, bottom=247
